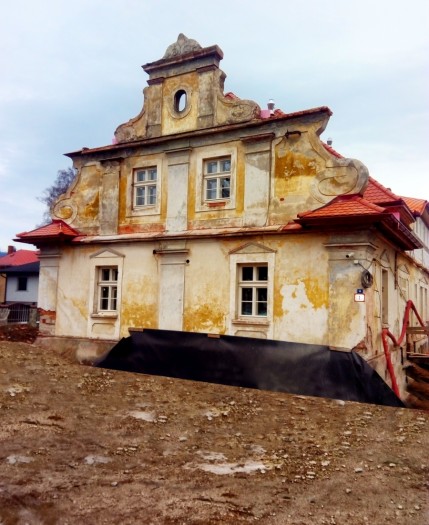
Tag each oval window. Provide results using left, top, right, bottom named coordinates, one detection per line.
left=174, top=90, right=187, bottom=113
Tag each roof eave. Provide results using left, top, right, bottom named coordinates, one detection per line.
left=14, top=234, right=78, bottom=248
left=65, top=106, right=333, bottom=159
left=297, top=213, right=422, bottom=251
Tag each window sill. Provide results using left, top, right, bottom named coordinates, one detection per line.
left=232, top=318, right=269, bottom=326
left=91, top=313, right=118, bottom=319
left=205, top=201, right=228, bottom=208
left=127, top=205, right=160, bottom=218
left=134, top=204, right=157, bottom=210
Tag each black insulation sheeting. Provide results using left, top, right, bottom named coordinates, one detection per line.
left=95, top=328, right=404, bottom=407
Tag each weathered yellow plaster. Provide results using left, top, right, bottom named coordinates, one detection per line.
left=69, top=297, right=88, bottom=321
left=235, top=149, right=245, bottom=214
left=274, top=150, right=317, bottom=197
left=120, top=272, right=158, bottom=333
left=187, top=156, right=196, bottom=222
left=120, top=302, right=157, bottom=331
left=183, top=302, right=226, bottom=334
left=299, top=276, right=329, bottom=310
left=80, top=193, right=100, bottom=222
left=118, top=170, right=128, bottom=223
left=162, top=74, right=199, bottom=135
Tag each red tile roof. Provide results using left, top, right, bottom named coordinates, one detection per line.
left=298, top=195, right=386, bottom=219
left=401, top=196, right=427, bottom=216
left=0, top=249, right=39, bottom=267
left=15, top=220, right=81, bottom=245
left=296, top=195, right=421, bottom=250
left=363, top=177, right=400, bottom=204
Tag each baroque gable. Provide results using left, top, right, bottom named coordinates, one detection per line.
left=114, top=34, right=260, bottom=142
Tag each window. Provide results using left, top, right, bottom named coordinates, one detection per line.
left=204, top=157, right=231, bottom=201
left=17, top=277, right=28, bottom=291
left=238, top=264, right=268, bottom=317
left=229, top=244, right=275, bottom=338
left=133, top=167, right=157, bottom=207
left=195, top=148, right=236, bottom=213
left=97, top=267, right=118, bottom=312
left=174, top=89, right=187, bottom=113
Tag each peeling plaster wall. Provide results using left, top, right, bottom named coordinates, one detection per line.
left=182, top=240, right=229, bottom=335
left=55, top=246, right=94, bottom=337
left=119, top=245, right=159, bottom=336
left=273, top=236, right=329, bottom=345
left=38, top=249, right=61, bottom=335
left=51, top=235, right=370, bottom=351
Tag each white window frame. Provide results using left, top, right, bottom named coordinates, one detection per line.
left=97, top=266, right=118, bottom=313
left=126, top=159, right=162, bottom=218
left=237, top=264, right=268, bottom=317
left=133, top=166, right=158, bottom=208
left=195, top=146, right=237, bottom=212
left=203, top=156, right=231, bottom=202
left=89, top=249, right=124, bottom=319
left=229, top=246, right=275, bottom=339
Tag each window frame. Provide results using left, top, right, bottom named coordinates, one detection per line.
left=133, top=166, right=158, bottom=208
left=195, top=146, right=237, bottom=213
left=126, top=160, right=162, bottom=218
left=203, top=156, right=232, bottom=202
left=97, top=266, right=119, bottom=313
left=237, top=264, right=268, bottom=318
left=229, top=246, right=275, bottom=339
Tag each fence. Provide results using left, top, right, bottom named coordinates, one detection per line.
left=0, top=303, right=36, bottom=324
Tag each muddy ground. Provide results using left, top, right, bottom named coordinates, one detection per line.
left=0, top=328, right=428, bottom=524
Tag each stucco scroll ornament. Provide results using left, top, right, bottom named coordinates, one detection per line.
left=52, top=198, right=78, bottom=223
left=217, top=94, right=261, bottom=125
left=50, top=167, right=80, bottom=223
left=51, top=193, right=78, bottom=223
left=163, top=34, right=202, bottom=58
left=310, top=158, right=369, bottom=204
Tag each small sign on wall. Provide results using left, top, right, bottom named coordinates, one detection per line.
left=355, top=289, right=365, bottom=302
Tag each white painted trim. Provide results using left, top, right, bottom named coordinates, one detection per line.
left=195, top=144, right=237, bottom=212
left=228, top=249, right=275, bottom=339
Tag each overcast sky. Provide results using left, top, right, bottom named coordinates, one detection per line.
left=1, top=0, right=428, bottom=252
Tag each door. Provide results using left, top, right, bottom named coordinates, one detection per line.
left=158, top=254, right=186, bottom=331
